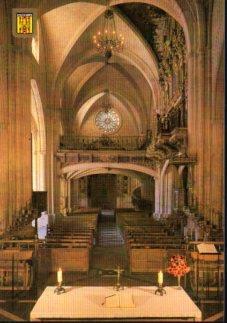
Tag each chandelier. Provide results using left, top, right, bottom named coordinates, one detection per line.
left=93, top=8, right=124, bottom=61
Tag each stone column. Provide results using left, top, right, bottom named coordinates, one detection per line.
left=0, top=2, right=33, bottom=232
left=187, top=51, right=198, bottom=155
left=0, top=1, right=9, bottom=233
left=193, top=50, right=205, bottom=213
left=202, top=46, right=212, bottom=221
left=187, top=50, right=205, bottom=213
left=166, top=169, right=173, bottom=214
left=158, top=162, right=168, bottom=216
left=46, top=108, right=61, bottom=215
left=154, top=178, right=161, bottom=216
left=67, top=180, right=71, bottom=211
left=59, top=175, right=67, bottom=215
left=39, top=150, right=46, bottom=191
left=210, top=57, right=224, bottom=224
left=33, top=148, right=46, bottom=191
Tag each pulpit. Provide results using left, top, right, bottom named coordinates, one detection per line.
left=189, top=243, right=224, bottom=298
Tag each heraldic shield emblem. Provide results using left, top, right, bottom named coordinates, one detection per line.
left=16, top=13, right=33, bottom=34
left=12, top=8, right=37, bottom=38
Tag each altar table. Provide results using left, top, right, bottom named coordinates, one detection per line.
left=30, top=286, right=202, bottom=321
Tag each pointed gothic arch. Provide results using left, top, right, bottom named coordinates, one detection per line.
left=31, top=79, right=46, bottom=191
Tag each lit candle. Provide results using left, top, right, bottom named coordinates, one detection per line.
left=158, top=271, right=163, bottom=285
left=57, top=268, right=62, bottom=284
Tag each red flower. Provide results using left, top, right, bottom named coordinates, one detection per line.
left=166, top=255, right=190, bottom=278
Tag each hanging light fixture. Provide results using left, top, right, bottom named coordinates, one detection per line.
left=92, top=7, right=124, bottom=62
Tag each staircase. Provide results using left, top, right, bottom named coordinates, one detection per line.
left=97, top=221, right=124, bottom=247
left=90, top=210, right=127, bottom=271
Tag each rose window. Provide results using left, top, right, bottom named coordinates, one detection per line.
left=95, top=109, right=120, bottom=133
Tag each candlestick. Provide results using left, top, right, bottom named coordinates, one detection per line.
left=158, top=271, right=163, bottom=285
left=57, top=268, right=62, bottom=283
left=54, top=268, right=65, bottom=295
left=155, top=271, right=166, bottom=296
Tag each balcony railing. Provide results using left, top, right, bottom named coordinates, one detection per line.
left=59, top=134, right=151, bottom=151
left=157, top=100, right=187, bottom=134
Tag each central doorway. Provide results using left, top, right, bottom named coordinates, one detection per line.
left=88, top=174, right=117, bottom=209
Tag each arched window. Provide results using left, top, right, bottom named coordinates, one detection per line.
left=31, top=79, right=46, bottom=191
left=32, top=20, right=39, bottom=62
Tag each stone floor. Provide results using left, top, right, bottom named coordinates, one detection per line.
left=97, top=222, right=124, bottom=247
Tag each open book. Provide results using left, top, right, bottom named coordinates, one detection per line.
left=103, top=292, right=135, bottom=308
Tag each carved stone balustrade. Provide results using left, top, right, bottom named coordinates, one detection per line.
left=59, top=134, right=151, bottom=151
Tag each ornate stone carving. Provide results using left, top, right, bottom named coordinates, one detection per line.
left=146, top=126, right=193, bottom=166
left=169, top=155, right=197, bottom=166
left=59, top=134, right=150, bottom=151
left=120, top=3, right=187, bottom=124
left=156, top=98, right=187, bottom=134
left=169, top=127, right=188, bottom=153
left=146, top=141, right=167, bottom=164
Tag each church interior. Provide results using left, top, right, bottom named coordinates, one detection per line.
left=0, top=0, right=225, bottom=321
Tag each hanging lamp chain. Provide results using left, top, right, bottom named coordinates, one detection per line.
left=92, top=0, right=124, bottom=61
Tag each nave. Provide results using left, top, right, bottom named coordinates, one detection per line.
left=0, top=0, right=224, bottom=321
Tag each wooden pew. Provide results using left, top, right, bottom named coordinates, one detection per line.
left=39, top=248, right=89, bottom=272
left=125, top=232, right=168, bottom=238
left=47, top=234, right=94, bottom=241
left=129, top=246, right=186, bottom=273
left=45, top=238, right=92, bottom=246
left=129, top=248, right=167, bottom=273
left=0, top=250, right=34, bottom=290
left=43, top=213, right=98, bottom=273
left=44, top=242, right=90, bottom=248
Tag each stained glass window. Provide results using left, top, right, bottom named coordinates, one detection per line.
left=95, top=109, right=120, bottom=133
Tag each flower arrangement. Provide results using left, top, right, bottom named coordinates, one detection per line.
left=167, top=255, right=190, bottom=288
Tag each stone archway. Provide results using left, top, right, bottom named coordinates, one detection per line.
left=58, top=163, right=157, bottom=213
left=31, top=79, right=46, bottom=191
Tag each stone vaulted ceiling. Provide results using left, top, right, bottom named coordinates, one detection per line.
left=40, top=1, right=186, bottom=136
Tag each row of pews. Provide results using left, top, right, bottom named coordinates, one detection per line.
left=0, top=212, right=98, bottom=290
left=116, top=211, right=185, bottom=273
left=39, top=213, right=98, bottom=273
left=0, top=248, right=34, bottom=290
left=0, top=203, right=37, bottom=290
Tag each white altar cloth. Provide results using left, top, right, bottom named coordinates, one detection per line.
left=30, top=286, right=202, bottom=321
